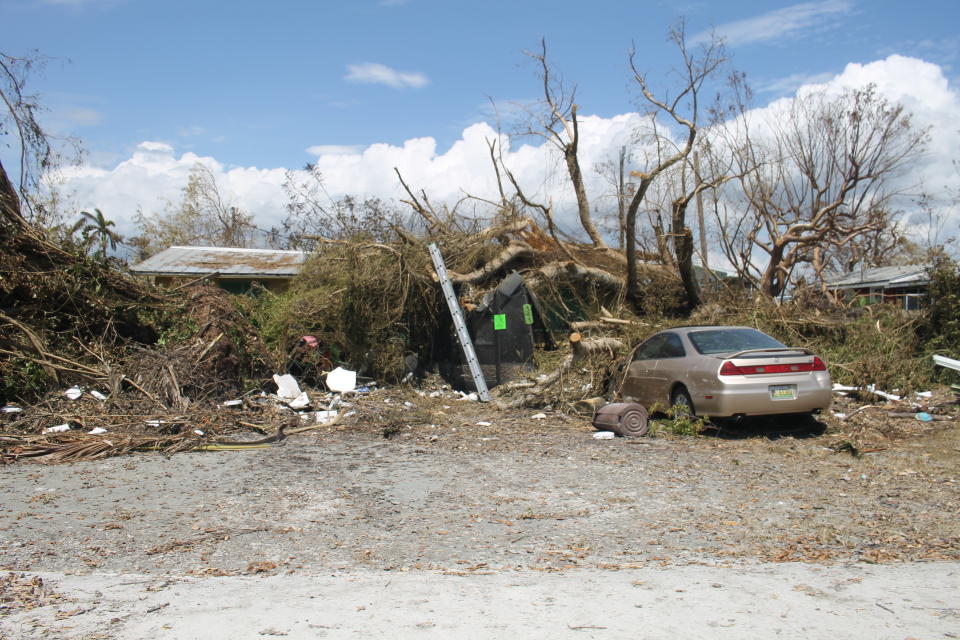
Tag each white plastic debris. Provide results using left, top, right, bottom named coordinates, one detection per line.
left=344, top=410, right=357, bottom=418
left=194, top=429, right=205, bottom=436
left=45, top=423, right=71, bottom=433
left=326, top=367, right=357, bottom=393
left=88, top=427, right=108, bottom=435
left=476, top=421, right=492, bottom=426
left=315, top=410, right=338, bottom=422
left=64, top=386, right=83, bottom=400
left=459, top=392, right=479, bottom=402
left=145, top=420, right=163, bottom=427
left=89, top=390, right=107, bottom=401
left=866, top=384, right=902, bottom=402
left=832, top=384, right=858, bottom=392
left=832, top=412, right=847, bottom=420
left=593, top=431, right=616, bottom=440
left=288, top=392, right=311, bottom=410
left=1, top=406, right=22, bottom=413
left=531, top=413, right=547, bottom=420
left=222, top=399, right=243, bottom=407
left=429, top=391, right=443, bottom=398
left=915, top=391, right=933, bottom=399
left=403, top=401, right=415, bottom=408
left=273, top=374, right=302, bottom=400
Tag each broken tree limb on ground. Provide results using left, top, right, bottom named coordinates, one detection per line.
left=495, top=333, right=625, bottom=409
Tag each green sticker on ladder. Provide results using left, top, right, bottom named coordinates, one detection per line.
left=493, top=314, right=506, bottom=330
left=522, top=303, right=534, bottom=325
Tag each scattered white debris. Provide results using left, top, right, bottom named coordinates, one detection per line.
left=222, top=399, right=243, bottom=407
left=866, top=384, right=902, bottom=402
left=45, top=424, right=71, bottom=433
left=1, top=406, right=22, bottom=413
left=833, top=382, right=903, bottom=402
left=429, top=391, right=444, bottom=398
left=89, top=390, right=107, bottom=401
left=593, top=431, right=616, bottom=440
left=64, top=386, right=83, bottom=400
left=88, top=427, right=108, bottom=435
left=915, top=391, right=933, bottom=399
left=194, top=429, right=205, bottom=436
left=459, top=392, right=479, bottom=402
left=344, top=410, right=357, bottom=418
left=403, top=401, right=415, bottom=408
left=314, top=410, right=338, bottom=423
left=531, top=413, right=547, bottom=420
left=145, top=420, right=163, bottom=427
left=476, top=421, right=492, bottom=426
left=273, top=374, right=302, bottom=400
left=832, top=412, right=847, bottom=420
left=326, top=367, right=357, bottom=393
left=288, top=392, right=311, bottom=410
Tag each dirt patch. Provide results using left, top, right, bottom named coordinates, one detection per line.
left=1, top=387, right=957, bottom=576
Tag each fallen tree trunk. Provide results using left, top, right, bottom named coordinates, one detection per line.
left=449, top=241, right=535, bottom=284
left=495, top=333, right=625, bottom=409
left=526, top=261, right=625, bottom=292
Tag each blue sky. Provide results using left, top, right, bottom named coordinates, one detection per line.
left=5, top=0, right=957, bottom=169
left=2, top=0, right=959, bottom=247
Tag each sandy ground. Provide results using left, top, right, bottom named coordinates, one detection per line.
left=3, top=563, right=959, bottom=639
left=2, top=407, right=959, bottom=638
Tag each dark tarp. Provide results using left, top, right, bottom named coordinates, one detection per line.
left=437, top=272, right=553, bottom=391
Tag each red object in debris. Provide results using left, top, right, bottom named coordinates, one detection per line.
left=299, top=335, right=319, bottom=349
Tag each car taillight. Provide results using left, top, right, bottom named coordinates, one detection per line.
left=719, top=357, right=827, bottom=376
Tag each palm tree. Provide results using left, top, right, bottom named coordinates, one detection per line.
left=73, top=208, right=120, bottom=258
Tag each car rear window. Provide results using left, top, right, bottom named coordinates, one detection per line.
left=687, top=328, right=786, bottom=355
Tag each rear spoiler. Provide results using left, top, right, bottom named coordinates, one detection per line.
left=722, top=347, right=814, bottom=359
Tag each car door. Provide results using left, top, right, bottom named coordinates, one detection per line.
left=621, top=333, right=670, bottom=406
left=651, top=332, right=689, bottom=404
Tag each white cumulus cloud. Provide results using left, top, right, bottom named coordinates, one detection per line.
left=344, top=63, right=429, bottom=89
left=51, top=56, right=959, bottom=254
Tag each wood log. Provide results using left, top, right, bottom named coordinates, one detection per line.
left=449, top=241, right=535, bottom=284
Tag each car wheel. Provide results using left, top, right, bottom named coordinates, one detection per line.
left=670, top=386, right=695, bottom=417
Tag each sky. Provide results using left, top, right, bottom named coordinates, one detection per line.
left=2, top=0, right=959, bottom=254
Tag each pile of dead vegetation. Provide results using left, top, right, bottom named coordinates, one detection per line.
left=688, top=284, right=955, bottom=393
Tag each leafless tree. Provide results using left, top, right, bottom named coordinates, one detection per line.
left=623, top=22, right=728, bottom=311
left=0, top=50, right=79, bottom=226
left=594, top=145, right=633, bottom=249
left=513, top=39, right=606, bottom=248
left=132, top=163, right=257, bottom=254
left=716, top=84, right=928, bottom=296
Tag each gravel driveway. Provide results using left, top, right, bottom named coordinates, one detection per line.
left=2, top=409, right=958, bottom=637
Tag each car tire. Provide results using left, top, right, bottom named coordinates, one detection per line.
left=670, top=386, right=695, bottom=417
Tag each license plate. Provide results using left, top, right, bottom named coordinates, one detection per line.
left=769, top=384, right=797, bottom=400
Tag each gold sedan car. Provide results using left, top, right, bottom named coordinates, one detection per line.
left=620, top=326, right=831, bottom=419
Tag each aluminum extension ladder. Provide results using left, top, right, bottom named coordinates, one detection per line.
left=427, top=242, right=491, bottom=402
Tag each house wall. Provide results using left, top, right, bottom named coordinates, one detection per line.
left=847, top=286, right=926, bottom=310
left=152, top=276, right=291, bottom=294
